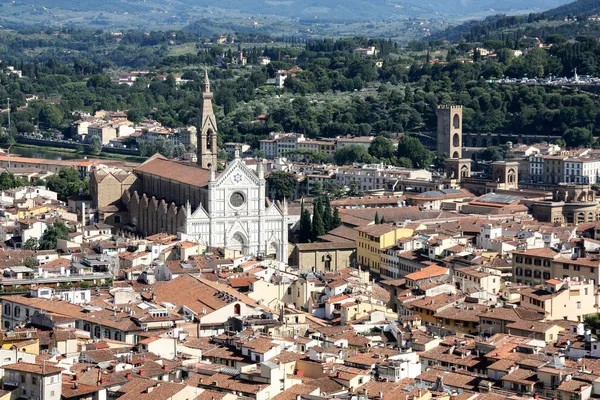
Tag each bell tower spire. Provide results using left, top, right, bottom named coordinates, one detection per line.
left=197, top=68, right=219, bottom=169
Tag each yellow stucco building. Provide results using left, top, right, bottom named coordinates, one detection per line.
left=356, top=224, right=414, bottom=275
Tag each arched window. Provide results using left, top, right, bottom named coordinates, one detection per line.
left=3, top=304, right=10, bottom=316
left=453, top=114, right=460, bottom=129
left=452, top=133, right=460, bottom=148
left=234, top=303, right=241, bottom=316
left=323, top=255, right=332, bottom=272
left=94, top=326, right=101, bottom=339
left=460, top=166, right=469, bottom=178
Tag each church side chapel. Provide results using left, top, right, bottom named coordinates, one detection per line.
left=93, top=71, right=289, bottom=261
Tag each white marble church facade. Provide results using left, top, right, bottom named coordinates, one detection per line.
left=181, top=154, right=289, bottom=261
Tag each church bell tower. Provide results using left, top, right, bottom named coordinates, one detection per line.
left=197, top=70, right=219, bottom=169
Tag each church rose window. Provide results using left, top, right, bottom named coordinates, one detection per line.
left=230, top=192, right=245, bottom=208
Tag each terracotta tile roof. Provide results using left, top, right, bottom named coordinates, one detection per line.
left=512, top=247, right=560, bottom=258
left=325, top=294, right=353, bottom=304
left=228, top=277, right=258, bottom=288
left=434, top=304, right=489, bottom=323
left=134, top=154, right=214, bottom=189
left=546, top=279, right=562, bottom=285
left=405, top=265, right=449, bottom=281
left=295, top=241, right=355, bottom=251
left=193, top=389, right=227, bottom=400
left=61, top=382, right=102, bottom=398
left=3, top=362, right=62, bottom=375
left=327, top=279, right=347, bottom=288
left=519, top=287, right=557, bottom=301
left=355, top=224, right=400, bottom=237
left=117, top=378, right=186, bottom=400
left=38, top=257, right=71, bottom=269
left=477, top=306, right=545, bottom=323
left=238, top=337, right=278, bottom=353
left=272, top=384, right=319, bottom=400
left=409, top=293, right=464, bottom=312
left=558, top=380, right=591, bottom=393
left=417, top=367, right=480, bottom=390
left=506, top=320, right=564, bottom=334
left=501, top=368, right=538, bottom=384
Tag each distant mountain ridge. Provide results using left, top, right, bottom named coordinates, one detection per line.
left=0, top=0, right=576, bottom=22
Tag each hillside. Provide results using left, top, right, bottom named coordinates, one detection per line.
left=544, top=0, right=600, bottom=17
left=0, top=0, right=575, bottom=26
left=431, top=0, right=600, bottom=41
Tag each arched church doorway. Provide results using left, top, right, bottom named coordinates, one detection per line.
left=230, top=232, right=247, bottom=253
left=267, top=241, right=279, bottom=260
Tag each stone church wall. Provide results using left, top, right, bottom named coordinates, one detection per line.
left=122, top=190, right=186, bottom=236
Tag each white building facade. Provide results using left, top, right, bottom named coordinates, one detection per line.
left=181, top=156, right=289, bottom=262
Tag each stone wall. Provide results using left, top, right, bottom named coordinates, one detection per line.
left=122, top=190, right=187, bottom=236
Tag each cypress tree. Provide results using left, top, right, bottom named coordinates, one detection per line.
left=299, top=199, right=312, bottom=243
left=331, top=208, right=342, bottom=229
left=374, top=211, right=380, bottom=225
left=380, top=216, right=386, bottom=224
left=322, top=196, right=332, bottom=231
left=311, top=197, right=325, bottom=241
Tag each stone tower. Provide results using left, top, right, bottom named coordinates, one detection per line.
left=492, top=161, right=519, bottom=190
left=197, top=70, right=219, bottom=169
left=436, top=105, right=463, bottom=159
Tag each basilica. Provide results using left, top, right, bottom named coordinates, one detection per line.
left=91, top=72, right=289, bottom=261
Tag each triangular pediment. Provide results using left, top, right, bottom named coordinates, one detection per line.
left=215, top=159, right=260, bottom=187
left=190, top=203, right=209, bottom=220
left=227, top=219, right=248, bottom=238
left=266, top=201, right=283, bottom=217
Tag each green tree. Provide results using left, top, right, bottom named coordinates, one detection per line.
left=23, top=256, right=37, bottom=269
left=310, top=182, right=324, bottom=197
left=563, top=127, right=593, bottom=148
left=89, top=135, right=102, bottom=156
left=396, top=136, right=432, bottom=169
left=325, top=181, right=346, bottom=199
left=39, top=104, right=63, bottom=128
left=253, top=149, right=267, bottom=159
left=347, top=180, right=364, bottom=197
left=584, top=313, right=600, bottom=333
left=39, top=221, right=70, bottom=250
left=368, top=137, right=396, bottom=160
left=23, top=238, right=38, bottom=250
left=311, top=197, right=325, bottom=241
left=331, top=208, right=342, bottom=230
left=299, top=200, right=312, bottom=243
left=334, top=145, right=372, bottom=165
left=267, top=171, right=298, bottom=201
left=46, top=167, right=88, bottom=201
left=322, top=196, right=332, bottom=231
left=374, top=211, right=380, bottom=225
left=0, top=172, right=17, bottom=190
left=397, top=157, right=414, bottom=168
left=476, top=146, right=505, bottom=162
